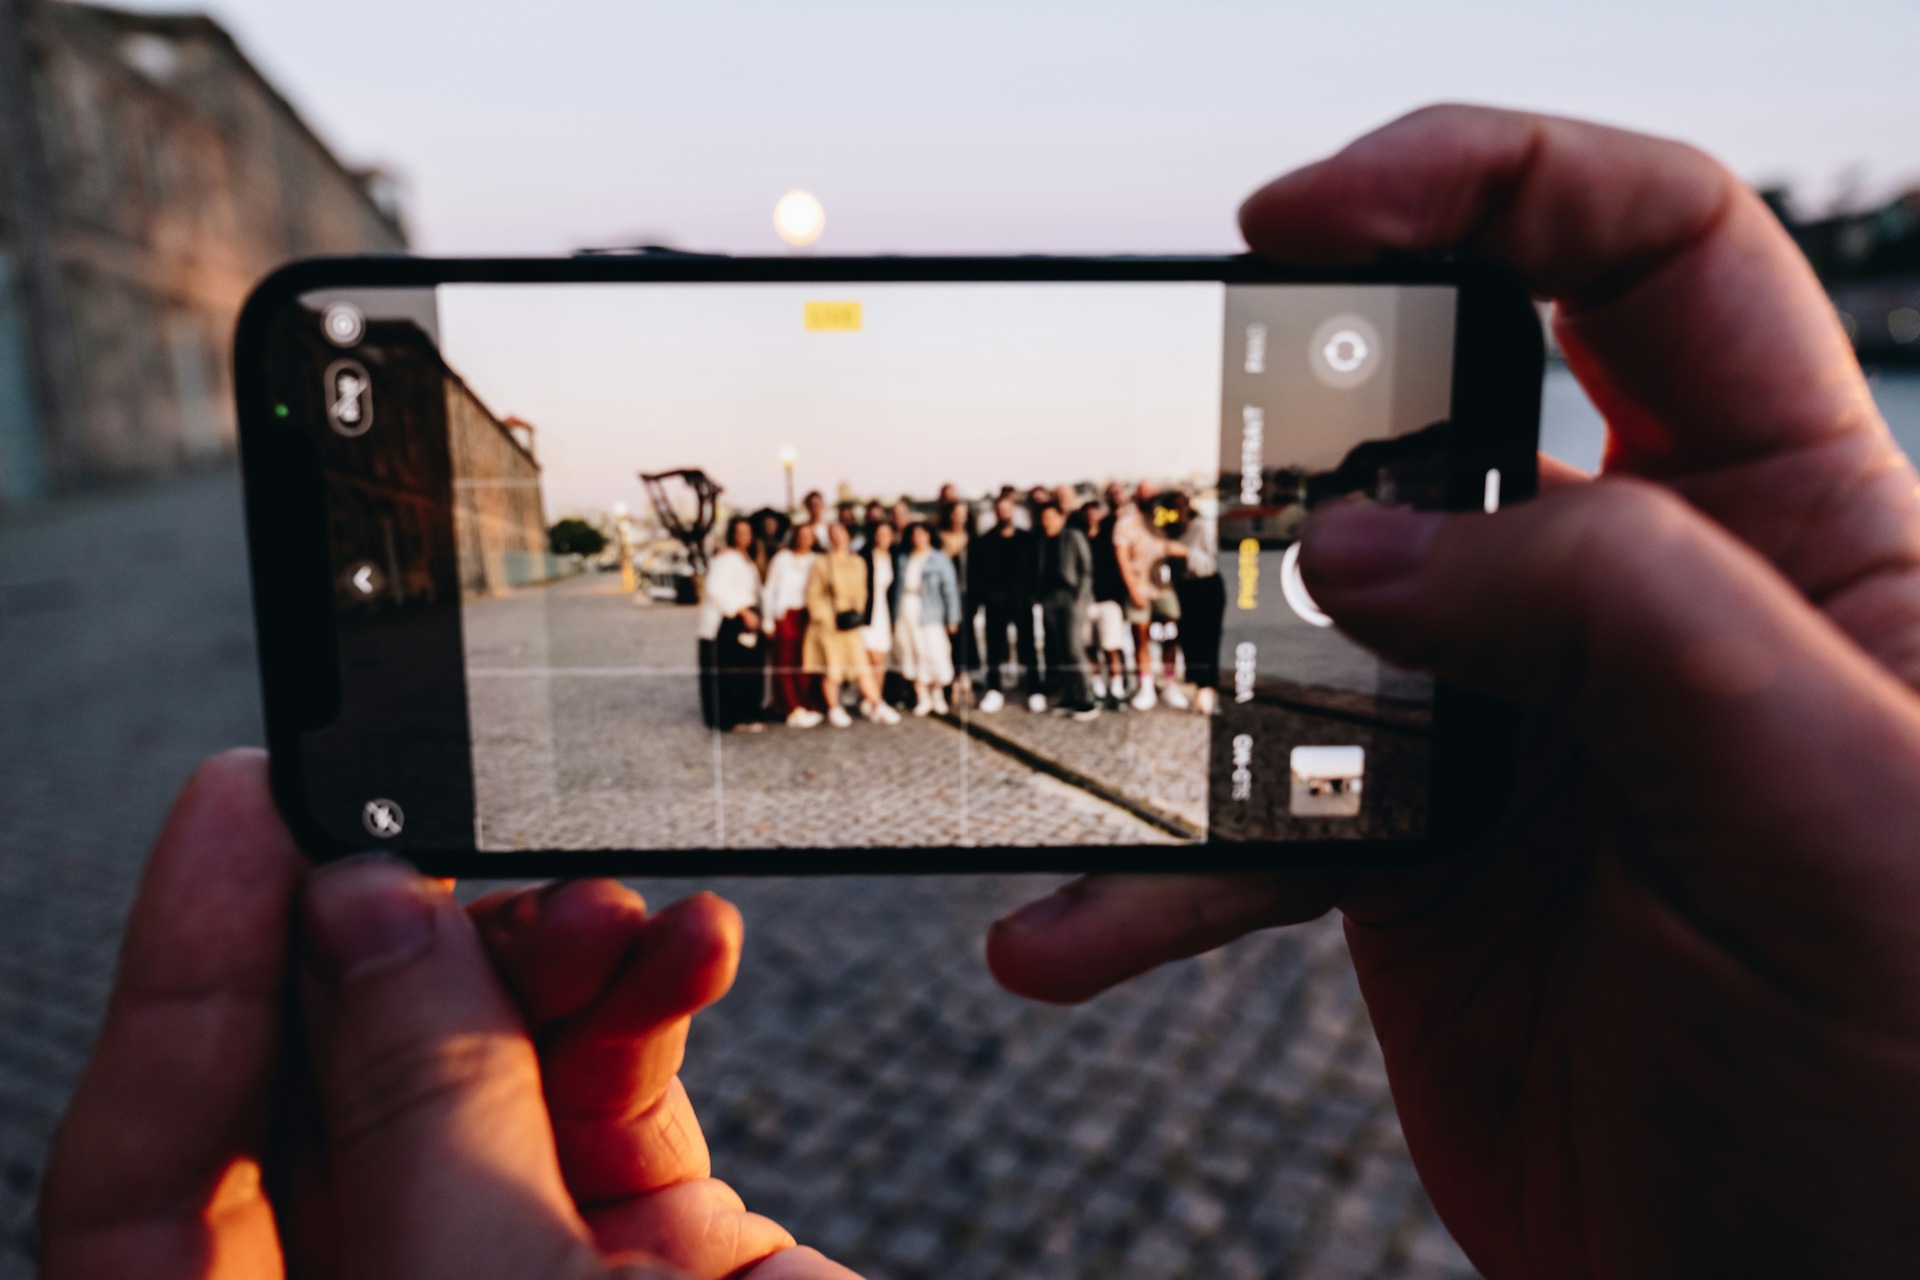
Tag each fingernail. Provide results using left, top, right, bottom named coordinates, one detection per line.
left=995, top=890, right=1079, bottom=937
left=303, top=853, right=438, bottom=984
left=1301, top=504, right=1443, bottom=588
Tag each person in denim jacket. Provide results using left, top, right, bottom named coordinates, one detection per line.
left=890, top=521, right=962, bottom=716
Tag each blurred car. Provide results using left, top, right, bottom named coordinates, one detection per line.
left=638, top=544, right=698, bottom=604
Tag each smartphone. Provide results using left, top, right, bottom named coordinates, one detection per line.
left=234, top=254, right=1542, bottom=876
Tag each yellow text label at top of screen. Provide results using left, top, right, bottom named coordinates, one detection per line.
left=804, top=301, right=863, bottom=332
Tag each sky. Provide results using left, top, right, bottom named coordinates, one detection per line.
left=122, top=0, right=1920, bottom=257
left=429, top=280, right=1455, bottom=519
left=435, top=282, right=1227, bottom=515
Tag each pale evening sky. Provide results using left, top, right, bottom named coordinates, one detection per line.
left=120, top=0, right=1920, bottom=257
left=435, top=282, right=1227, bottom=516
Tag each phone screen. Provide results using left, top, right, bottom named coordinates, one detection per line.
left=264, top=277, right=1470, bottom=856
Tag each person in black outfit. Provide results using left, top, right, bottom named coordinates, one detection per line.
left=936, top=499, right=978, bottom=701
left=1165, top=491, right=1225, bottom=715
left=1086, top=501, right=1132, bottom=709
left=971, top=491, right=1038, bottom=713
left=1035, top=499, right=1097, bottom=719
left=699, top=517, right=767, bottom=733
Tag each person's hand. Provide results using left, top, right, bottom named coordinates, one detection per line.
left=987, top=105, right=1920, bottom=1276
left=465, top=877, right=851, bottom=1278
left=38, top=749, right=858, bottom=1280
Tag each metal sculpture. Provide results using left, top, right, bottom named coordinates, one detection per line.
left=639, top=469, right=721, bottom=575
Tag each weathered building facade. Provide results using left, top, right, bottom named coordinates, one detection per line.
left=448, top=384, right=551, bottom=599
left=0, top=0, right=405, bottom=505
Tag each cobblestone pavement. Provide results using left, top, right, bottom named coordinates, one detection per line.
left=0, top=470, right=266, bottom=1280
left=0, top=469, right=1478, bottom=1279
left=647, top=873, right=1475, bottom=1280
left=465, top=577, right=1170, bottom=850
left=957, top=698, right=1211, bottom=835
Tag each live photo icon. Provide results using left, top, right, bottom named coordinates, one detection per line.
left=1289, top=745, right=1364, bottom=817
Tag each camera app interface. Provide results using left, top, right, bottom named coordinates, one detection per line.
left=282, top=280, right=1456, bottom=851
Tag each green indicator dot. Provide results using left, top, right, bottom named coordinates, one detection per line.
left=274, top=404, right=290, bottom=418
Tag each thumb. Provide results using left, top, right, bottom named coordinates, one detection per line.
left=1299, top=481, right=1920, bottom=874
left=299, top=855, right=613, bottom=1280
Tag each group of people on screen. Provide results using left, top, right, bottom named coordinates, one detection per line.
left=695, top=481, right=1224, bottom=732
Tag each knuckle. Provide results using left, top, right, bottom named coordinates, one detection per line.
left=1394, top=101, right=1489, bottom=132
left=1534, top=480, right=1726, bottom=624
left=1543, top=478, right=1694, bottom=572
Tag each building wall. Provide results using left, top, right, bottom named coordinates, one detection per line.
left=447, top=373, right=552, bottom=599
left=0, top=248, right=43, bottom=500
left=0, top=1, right=405, bottom=501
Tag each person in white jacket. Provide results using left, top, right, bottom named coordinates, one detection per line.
left=761, top=525, right=822, bottom=728
left=697, top=518, right=765, bottom=732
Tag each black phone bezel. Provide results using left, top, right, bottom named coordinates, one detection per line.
left=234, top=252, right=1542, bottom=877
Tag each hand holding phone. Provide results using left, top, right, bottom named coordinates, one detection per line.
left=36, top=750, right=857, bottom=1280
left=991, top=105, right=1920, bottom=1278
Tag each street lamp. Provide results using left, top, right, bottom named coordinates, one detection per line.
left=778, top=446, right=798, bottom=513
left=611, top=501, right=635, bottom=596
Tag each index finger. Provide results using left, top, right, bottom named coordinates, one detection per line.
left=475, top=884, right=740, bottom=1199
left=1238, top=104, right=1879, bottom=475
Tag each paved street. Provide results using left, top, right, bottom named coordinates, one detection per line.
left=0, top=468, right=1477, bottom=1279
left=468, top=572, right=1428, bottom=851
left=465, top=576, right=1171, bottom=850
left=954, top=694, right=1211, bottom=836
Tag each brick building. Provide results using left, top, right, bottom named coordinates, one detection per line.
left=448, top=387, right=553, bottom=599
left=265, top=310, right=553, bottom=613
left=0, top=0, right=405, bottom=505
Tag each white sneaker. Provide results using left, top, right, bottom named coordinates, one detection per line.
left=1195, top=687, right=1218, bottom=716
left=912, top=694, right=933, bottom=717
left=787, top=708, right=823, bottom=728
left=1091, top=675, right=1108, bottom=700
left=931, top=690, right=950, bottom=715
left=1163, top=683, right=1191, bottom=711
left=1131, top=680, right=1157, bottom=711
left=827, top=706, right=853, bottom=728
left=867, top=701, right=902, bottom=725
left=978, top=689, right=1005, bottom=714
left=1027, top=693, right=1048, bottom=713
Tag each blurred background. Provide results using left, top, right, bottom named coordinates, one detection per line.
left=2, top=2, right=1917, bottom=1276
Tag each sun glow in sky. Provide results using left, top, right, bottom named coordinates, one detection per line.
left=118, top=1, right=1920, bottom=257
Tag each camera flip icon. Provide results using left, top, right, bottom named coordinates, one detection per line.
left=1309, top=314, right=1383, bottom=390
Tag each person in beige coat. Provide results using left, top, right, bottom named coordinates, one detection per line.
left=804, top=522, right=897, bottom=727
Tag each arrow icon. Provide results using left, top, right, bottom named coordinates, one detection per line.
left=345, top=561, right=383, bottom=598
